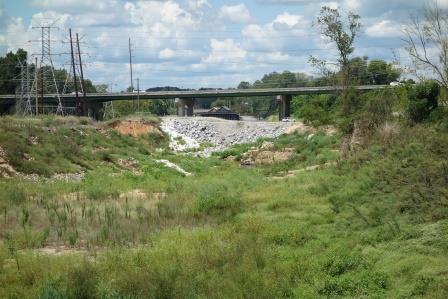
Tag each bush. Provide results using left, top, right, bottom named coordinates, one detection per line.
left=293, top=95, right=336, bottom=126
left=361, top=88, right=396, bottom=127
left=66, top=261, right=98, bottom=299
left=407, top=81, right=440, bottom=123
left=195, top=181, right=242, bottom=216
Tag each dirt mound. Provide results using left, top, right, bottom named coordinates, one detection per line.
left=111, top=119, right=163, bottom=137
left=241, top=147, right=295, bottom=166
left=284, top=123, right=315, bottom=135
left=0, top=146, right=17, bottom=178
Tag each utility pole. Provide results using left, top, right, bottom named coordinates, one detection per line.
left=69, top=28, right=80, bottom=115
left=129, top=38, right=134, bottom=92
left=137, top=77, right=140, bottom=113
left=76, top=33, right=86, bottom=97
left=129, top=37, right=135, bottom=112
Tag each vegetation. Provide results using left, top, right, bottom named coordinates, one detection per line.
left=0, top=80, right=447, bottom=297
left=0, top=3, right=447, bottom=299
left=0, top=49, right=27, bottom=95
left=0, top=49, right=96, bottom=96
left=309, top=6, right=361, bottom=87
left=403, top=2, right=448, bottom=89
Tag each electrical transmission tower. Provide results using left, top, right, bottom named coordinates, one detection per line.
left=15, top=58, right=27, bottom=114
left=16, top=53, right=39, bottom=116
left=32, top=25, right=64, bottom=115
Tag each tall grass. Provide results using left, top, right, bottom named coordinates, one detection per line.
left=0, top=115, right=447, bottom=298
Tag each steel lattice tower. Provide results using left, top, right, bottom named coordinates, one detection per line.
left=33, top=25, right=64, bottom=115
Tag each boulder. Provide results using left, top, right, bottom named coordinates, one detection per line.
left=260, top=141, right=275, bottom=150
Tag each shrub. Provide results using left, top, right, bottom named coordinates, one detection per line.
left=293, top=94, right=336, bottom=126
left=39, top=277, right=65, bottom=299
left=195, top=181, right=242, bottom=216
left=0, top=184, right=27, bottom=205
left=361, top=88, right=396, bottom=127
left=66, top=261, right=98, bottom=299
left=323, top=249, right=363, bottom=277
left=407, top=81, right=440, bottom=123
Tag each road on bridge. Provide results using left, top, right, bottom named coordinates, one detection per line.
left=0, top=85, right=388, bottom=119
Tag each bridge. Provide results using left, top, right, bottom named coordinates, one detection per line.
left=0, top=85, right=388, bottom=119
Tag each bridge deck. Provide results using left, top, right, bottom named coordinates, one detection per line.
left=0, top=85, right=388, bottom=105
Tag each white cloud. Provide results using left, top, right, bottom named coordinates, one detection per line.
left=242, top=12, right=309, bottom=51
left=219, top=4, right=253, bottom=23
left=366, top=20, right=404, bottom=38
left=203, top=38, right=246, bottom=63
left=31, top=0, right=115, bottom=13
left=273, top=12, right=304, bottom=29
left=1, top=0, right=436, bottom=89
left=159, top=48, right=176, bottom=59
left=322, top=2, right=340, bottom=10
left=187, top=0, right=211, bottom=10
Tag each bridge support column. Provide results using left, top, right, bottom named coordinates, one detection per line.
left=277, top=95, right=292, bottom=121
left=83, top=101, right=102, bottom=120
left=175, top=98, right=195, bottom=117
left=0, top=103, right=15, bottom=115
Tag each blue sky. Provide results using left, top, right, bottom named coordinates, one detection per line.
left=0, top=0, right=443, bottom=90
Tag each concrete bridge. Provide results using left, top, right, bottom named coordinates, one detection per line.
left=0, top=85, right=388, bottom=119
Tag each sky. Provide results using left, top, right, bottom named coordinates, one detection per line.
left=0, top=0, right=445, bottom=90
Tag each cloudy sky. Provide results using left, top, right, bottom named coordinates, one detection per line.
left=0, top=0, right=444, bottom=90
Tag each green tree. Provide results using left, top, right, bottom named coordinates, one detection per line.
left=368, top=60, right=401, bottom=85
left=348, top=57, right=370, bottom=85
left=310, top=6, right=361, bottom=87
left=95, top=84, right=109, bottom=93
left=83, top=79, right=97, bottom=93
left=0, top=49, right=27, bottom=94
left=237, top=81, right=251, bottom=89
left=407, top=80, right=440, bottom=123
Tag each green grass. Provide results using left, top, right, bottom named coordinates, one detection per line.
left=0, top=116, right=447, bottom=298
left=0, top=115, right=166, bottom=176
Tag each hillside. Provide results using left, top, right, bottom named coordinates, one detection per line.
left=0, top=104, right=447, bottom=298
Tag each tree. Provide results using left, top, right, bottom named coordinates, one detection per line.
left=0, top=49, right=27, bottom=94
left=309, top=6, right=361, bottom=87
left=348, top=56, right=370, bottom=84
left=368, top=60, right=401, bottom=85
left=404, top=2, right=448, bottom=89
left=407, top=80, right=440, bottom=123
left=237, top=81, right=251, bottom=89
left=95, top=84, right=109, bottom=93
left=83, top=79, right=97, bottom=93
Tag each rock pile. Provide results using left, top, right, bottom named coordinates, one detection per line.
left=161, top=117, right=294, bottom=156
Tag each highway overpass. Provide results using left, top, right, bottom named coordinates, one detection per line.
left=0, top=85, right=388, bottom=119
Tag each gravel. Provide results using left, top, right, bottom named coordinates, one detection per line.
left=161, top=116, right=294, bottom=156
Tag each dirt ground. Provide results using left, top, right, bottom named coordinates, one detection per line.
left=111, top=119, right=163, bottom=137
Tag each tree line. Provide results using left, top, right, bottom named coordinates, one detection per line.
left=0, top=49, right=96, bottom=95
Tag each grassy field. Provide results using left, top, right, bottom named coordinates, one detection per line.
left=0, top=115, right=447, bottom=298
